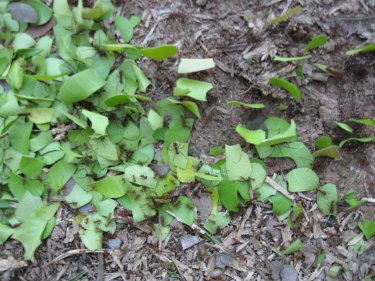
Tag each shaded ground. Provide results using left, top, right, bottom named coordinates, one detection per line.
left=1, top=0, right=374, bottom=280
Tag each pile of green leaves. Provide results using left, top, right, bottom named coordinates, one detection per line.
left=0, top=0, right=373, bottom=263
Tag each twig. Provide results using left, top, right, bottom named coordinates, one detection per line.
left=265, top=177, right=295, bottom=200
left=236, top=206, right=252, bottom=241
left=43, top=249, right=108, bottom=267
left=96, top=253, right=104, bottom=281
left=53, top=260, right=70, bottom=281
left=361, top=197, right=375, bottom=204
left=141, top=20, right=159, bottom=46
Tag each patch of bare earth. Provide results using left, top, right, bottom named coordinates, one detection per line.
left=1, top=0, right=374, bottom=280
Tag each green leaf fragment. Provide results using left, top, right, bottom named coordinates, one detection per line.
left=204, top=212, right=231, bottom=234
left=13, top=202, right=59, bottom=261
left=118, top=187, right=156, bottom=222
left=47, top=160, right=76, bottom=192
left=173, top=78, right=213, bottom=101
left=315, top=136, right=333, bottom=149
left=358, top=220, right=375, bottom=240
left=92, top=176, right=128, bottom=198
left=249, top=162, right=266, bottom=189
left=26, top=108, right=55, bottom=124
left=286, top=168, right=319, bottom=192
left=277, top=239, right=304, bottom=255
left=177, top=58, right=215, bottom=73
left=236, top=125, right=266, bottom=145
left=344, top=189, right=364, bottom=208
left=225, top=144, right=252, bottom=181
left=317, top=184, right=338, bottom=216
left=218, top=180, right=244, bottom=212
left=65, top=184, right=93, bottom=208
left=328, top=265, right=341, bottom=278
left=7, top=58, right=24, bottom=90
left=20, top=156, right=44, bottom=178
left=115, top=16, right=134, bottom=43
left=313, top=146, right=341, bottom=159
left=168, top=99, right=201, bottom=118
left=346, top=42, right=375, bottom=56
left=339, top=136, right=375, bottom=148
left=123, top=164, right=156, bottom=188
left=59, top=69, right=106, bottom=104
left=82, top=110, right=109, bottom=135
left=227, top=101, right=265, bottom=109
left=335, top=121, right=353, bottom=133
left=141, top=45, right=178, bottom=61
left=269, top=77, right=301, bottom=101
left=15, top=192, right=42, bottom=222
left=168, top=196, right=195, bottom=226
left=271, top=6, right=302, bottom=25
left=270, top=142, right=314, bottom=168
left=349, top=118, right=375, bottom=127
left=304, top=35, right=328, bottom=52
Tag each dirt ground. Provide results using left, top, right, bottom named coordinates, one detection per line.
left=1, top=0, right=374, bottom=280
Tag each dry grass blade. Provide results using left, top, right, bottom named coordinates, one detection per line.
left=265, top=177, right=295, bottom=200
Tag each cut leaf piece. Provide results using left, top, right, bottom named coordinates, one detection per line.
left=335, top=121, right=353, bottom=133
left=20, top=157, right=44, bottom=178
left=317, top=184, right=338, bottom=216
left=358, top=220, right=375, bottom=240
left=92, top=176, right=128, bottom=198
left=168, top=141, right=189, bottom=169
left=225, top=144, right=252, bottom=181
left=258, top=120, right=297, bottom=147
left=168, top=99, right=201, bottom=118
left=249, top=163, right=266, bottom=189
left=271, top=193, right=292, bottom=219
left=315, top=136, right=332, bottom=149
left=339, top=136, right=375, bottom=148
left=236, top=125, right=266, bottom=145
left=227, top=101, right=265, bottom=109
left=313, top=146, right=341, bottom=159
left=173, top=78, right=213, bottom=101
left=218, top=180, right=245, bottom=212
left=344, top=189, right=364, bottom=208
left=177, top=58, right=215, bottom=73
left=168, top=196, right=195, bottom=226
left=269, top=77, right=301, bottom=101
left=141, top=45, right=178, bottom=61
left=277, top=239, right=304, bottom=255
left=271, top=6, right=302, bottom=25
left=82, top=110, right=109, bottom=136
left=349, top=118, right=375, bottom=127
left=59, top=69, right=106, bottom=104
left=346, top=43, right=375, bottom=56
left=115, top=16, right=133, bottom=43
left=118, top=187, right=156, bottom=222
left=286, top=168, right=319, bottom=192
left=123, top=165, right=156, bottom=188
left=204, top=212, right=231, bottom=234
left=47, top=161, right=77, bottom=192
left=65, top=184, right=93, bottom=208
left=269, top=142, right=314, bottom=168
left=79, top=218, right=103, bottom=250
left=26, top=108, right=54, bottom=124
left=304, top=35, right=328, bottom=52
left=147, top=109, right=163, bottom=130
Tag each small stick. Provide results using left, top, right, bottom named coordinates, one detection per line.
left=361, top=197, right=375, bottom=204
left=265, top=177, right=295, bottom=200
left=43, top=249, right=108, bottom=267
